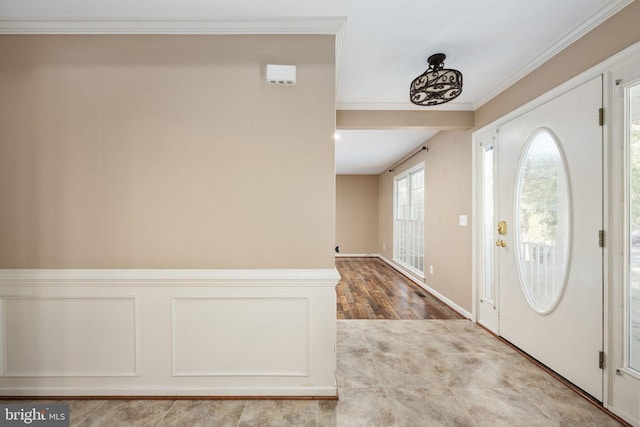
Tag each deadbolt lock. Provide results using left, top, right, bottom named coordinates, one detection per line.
left=497, top=220, right=507, bottom=235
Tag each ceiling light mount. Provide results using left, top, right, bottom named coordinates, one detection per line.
left=410, top=53, right=462, bottom=106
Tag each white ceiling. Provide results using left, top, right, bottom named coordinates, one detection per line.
left=0, top=0, right=631, bottom=173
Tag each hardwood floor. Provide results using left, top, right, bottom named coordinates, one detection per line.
left=335, top=257, right=465, bottom=320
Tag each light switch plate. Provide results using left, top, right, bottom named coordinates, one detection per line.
left=459, top=215, right=468, bottom=226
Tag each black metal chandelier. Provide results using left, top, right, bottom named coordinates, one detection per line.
left=409, top=53, right=463, bottom=106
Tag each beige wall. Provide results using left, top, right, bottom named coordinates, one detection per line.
left=377, top=170, right=394, bottom=261
left=377, top=131, right=472, bottom=311
left=423, top=131, right=473, bottom=310
left=337, top=110, right=473, bottom=130
left=335, top=175, right=378, bottom=254
left=0, top=35, right=336, bottom=269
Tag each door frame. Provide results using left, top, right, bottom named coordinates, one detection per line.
left=609, top=56, right=640, bottom=425
left=472, top=40, right=640, bottom=425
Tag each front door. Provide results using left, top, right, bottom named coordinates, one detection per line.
left=497, top=76, right=604, bottom=400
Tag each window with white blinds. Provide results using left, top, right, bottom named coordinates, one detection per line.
left=393, top=163, right=425, bottom=276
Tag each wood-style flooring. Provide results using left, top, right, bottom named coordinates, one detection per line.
left=335, top=257, right=465, bottom=320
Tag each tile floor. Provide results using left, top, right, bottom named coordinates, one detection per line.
left=2, top=320, right=625, bottom=426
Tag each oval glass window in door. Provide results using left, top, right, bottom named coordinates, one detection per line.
left=515, top=128, right=571, bottom=314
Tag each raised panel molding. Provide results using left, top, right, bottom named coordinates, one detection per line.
left=0, top=268, right=339, bottom=397
left=172, top=297, right=310, bottom=377
left=0, top=297, right=138, bottom=377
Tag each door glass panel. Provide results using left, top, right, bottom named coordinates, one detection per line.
left=516, top=129, right=570, bottom=313
left=482, top=144, right=495, bottom=304
left=629, top=82, right=640, bottom=372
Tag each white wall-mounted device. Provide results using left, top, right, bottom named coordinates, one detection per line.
left=266, top=64, right=296, bottom=85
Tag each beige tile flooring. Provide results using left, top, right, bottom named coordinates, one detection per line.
left=2, top=320, right=625, bottom=426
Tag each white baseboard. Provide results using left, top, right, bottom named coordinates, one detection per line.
left=0, top=268, right=339, bottom=397
left=335, top=253, right=376, bottom=258
left=375, top=255, right=472, bottom=319
left=0, top=386, right=338, bottom=397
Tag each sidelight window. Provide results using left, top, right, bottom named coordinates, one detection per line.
left=628, top=82, right=640, bottom=372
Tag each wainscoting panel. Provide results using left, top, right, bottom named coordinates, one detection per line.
left=0, top=269, right=339, bottom=397
left=172, top=297, right=309, bottom=377
left=0, top=297, right=138, bottom=377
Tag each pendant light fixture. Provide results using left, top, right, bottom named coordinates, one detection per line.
left=409, top=53, right=463, bottom=106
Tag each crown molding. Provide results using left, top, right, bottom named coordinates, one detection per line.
left=336, top=101, right=474, bottom=112
left=472, top=0, right=634, bottom=109
left=0, top=16, right=347, bottom=35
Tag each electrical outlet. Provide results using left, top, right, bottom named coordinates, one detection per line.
left=429, top=265, right=434, bottom=275
left=383, top=244, right=386, bottom=251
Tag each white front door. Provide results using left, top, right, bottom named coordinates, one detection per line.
left=497, top=76, right=604, bottom=400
